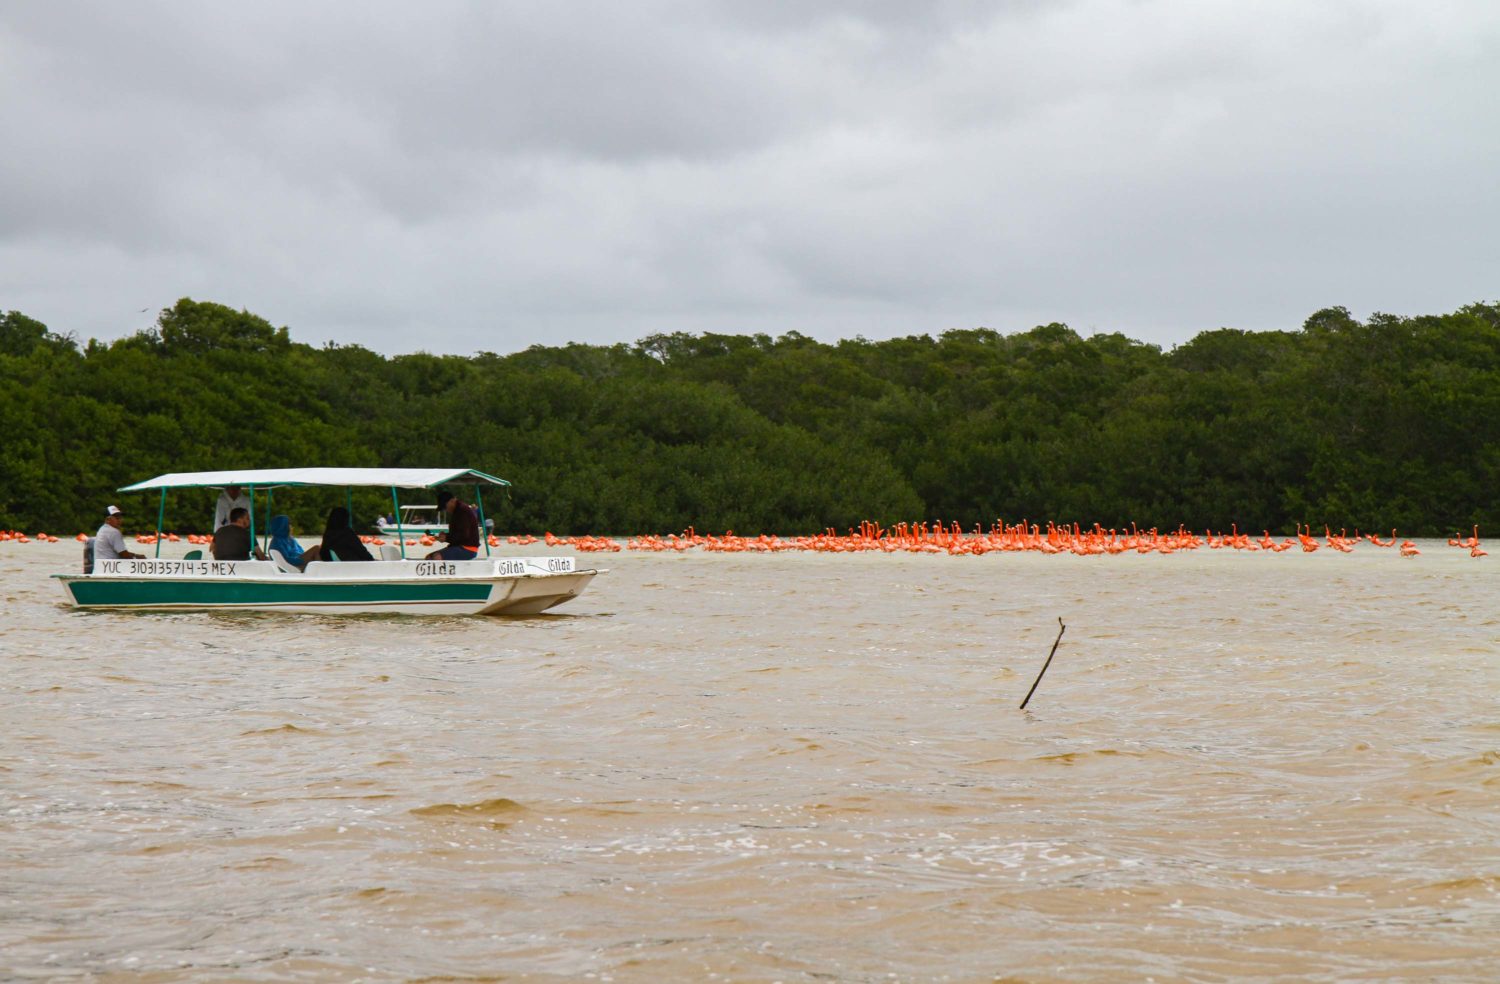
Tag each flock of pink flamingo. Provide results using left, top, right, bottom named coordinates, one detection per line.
left=506, top=522, right=1488, bottom=558
left=0, top=523, right=1486, bottom=558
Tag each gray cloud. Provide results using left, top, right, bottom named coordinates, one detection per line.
left=2, top=0, right=1496, bottom=354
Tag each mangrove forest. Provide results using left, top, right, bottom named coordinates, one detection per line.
left=2, top=298, right=1497, bottom=537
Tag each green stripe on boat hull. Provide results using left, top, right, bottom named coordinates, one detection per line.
left=67, top=578, right=492, bottom=607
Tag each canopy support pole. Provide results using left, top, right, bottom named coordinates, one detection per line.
left=155, top=489, right=165, bottom=558
left=475, top=486, right=491, bottom=557
left=346, top=488, right=354, bottom=529
left=391, top=487, right=405, bottom=560
left=248, top=487, right=257, bottom=547
left=265, top=488, right=274, bottom=553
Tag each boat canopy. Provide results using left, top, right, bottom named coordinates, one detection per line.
left=119, top=467, right=511, bottom=492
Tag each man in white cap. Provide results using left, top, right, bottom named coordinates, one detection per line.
left=95, top=505, right=144, bottom=561
left=213, top=485, right=251, bottom=532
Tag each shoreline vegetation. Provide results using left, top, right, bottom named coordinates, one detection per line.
left=3, top=298, right=1497, bottom=538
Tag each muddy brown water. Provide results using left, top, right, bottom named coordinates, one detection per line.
left=3, top=540, right=1500, bottom=982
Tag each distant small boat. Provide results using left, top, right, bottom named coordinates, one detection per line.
left=376, top=503, right=448, bottom=538
left=56, top=467, right=601, bottom=616
left=373, top=503, right=492, bottom=539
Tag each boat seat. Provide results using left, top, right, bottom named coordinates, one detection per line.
left=268, top=549, right=301, bottom=574
left=379, top=544, right=401, bottom=561
left=183, top=549, right=202, bottom=560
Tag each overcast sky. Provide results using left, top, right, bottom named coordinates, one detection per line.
left=2, top=1, right=1496, bottom=355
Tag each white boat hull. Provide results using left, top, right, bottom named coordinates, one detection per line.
left=55, top=556, right=600, bottom=616
left=375, top=523, right=448, bottom=538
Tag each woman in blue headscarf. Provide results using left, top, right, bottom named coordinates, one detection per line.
left=268, top=514, right=320, bottom=570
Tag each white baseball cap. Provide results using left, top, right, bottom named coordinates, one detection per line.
left=105, top=505, right=123, bottom=516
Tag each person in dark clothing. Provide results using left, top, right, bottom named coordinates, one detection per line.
left=426, top=490, right=481, bottom=560
left=213, top=507, right=267, bottom=561
left=318, top=506, right=374, bottom=562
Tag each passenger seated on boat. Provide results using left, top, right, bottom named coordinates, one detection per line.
left=212, top=485, right=251, bottom=534
left=94, top=504, right=144, bottom=562
left=268, top=514, right=320, bottom=570
left=425, top=490, right=481, bottom=561
left=316, top=506, right=373, bottom=562
left=213, top=507, right=267, bottom=561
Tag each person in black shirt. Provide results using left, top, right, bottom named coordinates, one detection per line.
left=213, top=507, right=267, bottom=561
left=318, top=506, right=374, bottom=562
left=425, top=490, right=481, bottom=560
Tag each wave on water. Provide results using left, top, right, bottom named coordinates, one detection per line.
left=409, top=797, right=528, bottom=821
left=238, top=723, right=325, bottom=736
left=1028, top=748, right=1152, bottom=765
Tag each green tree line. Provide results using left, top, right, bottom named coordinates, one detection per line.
left=2, top=298, right=1497, bottom=537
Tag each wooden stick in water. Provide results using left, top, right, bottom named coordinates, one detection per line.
left=1019, top=617, right=1067, bottom=710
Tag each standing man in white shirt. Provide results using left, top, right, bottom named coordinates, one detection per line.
left=94, top=505, right=144, bottom=561
left=213, top=485, right=251, bottom=532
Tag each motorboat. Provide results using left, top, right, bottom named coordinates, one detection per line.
left=55, top=467, right=601, bottom=615
left=376, top=504, right=446, bottom=538
left=372, top=503, right=495, bottom=539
